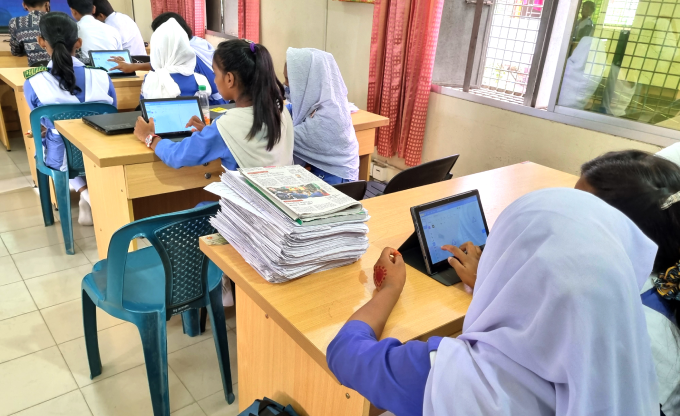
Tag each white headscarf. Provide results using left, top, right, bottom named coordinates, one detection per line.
left=424, top=188, right=659, bottom=416
left=142, top=18, right=202, bottom=99
left=286, top=48, right=359, bottom=181
left=189, top=36, right=215, bottom=69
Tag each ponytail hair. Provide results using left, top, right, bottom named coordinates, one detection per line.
left=39, top=12, right=81, bottom=96
left=213, top=40, right=285, bottom=151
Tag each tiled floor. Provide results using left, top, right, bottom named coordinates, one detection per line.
left=0, top=133, right=239, bottom=416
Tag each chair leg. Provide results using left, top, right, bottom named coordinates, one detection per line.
left=181, top=309, right=202, bottom=337
left=207, top=285, right=235, bottom=404
left=53, top=173, right=74, bottom=255
left=36, top=171, right=54, bottom=226
left=82, top=291, right=102, bottom=379
left=137, top=313, right=171, bottom=416
left=200, top=307, right=207, bottom=333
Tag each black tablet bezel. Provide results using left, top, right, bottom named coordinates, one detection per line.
left=409, top=190, right=490, bottom=275
left=88, top=49, right=132, bottom=74
left=140, top=97, right=205, bottom=136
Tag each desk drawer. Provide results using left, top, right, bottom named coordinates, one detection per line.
left=125, top=160, right=222, bottom=199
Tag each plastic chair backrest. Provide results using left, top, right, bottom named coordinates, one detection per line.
left=29, top=103, right=118, bottom=178
left=383, top=154, right=460, bottom=195
left=105, top=203, right=220, bottom=318
left=332, top=180, right=367, bottom=201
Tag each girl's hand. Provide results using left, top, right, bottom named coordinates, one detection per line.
left=442, top=242, right=482, bottom=288
left=107, top=56, right=135, bottom=73
left=186, top=115, right=206, bottom=132
left=373, top=247, right=405, bottom=293
left=134, top=117, right=155, bottom=143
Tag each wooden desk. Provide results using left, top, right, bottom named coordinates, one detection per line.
left=352, top=110, right=388, bottom=181
left=199, top=162, right=578, bottom=416
left=55, top=110, right=387, bottom=259
left=0, top=67, right=146, bottom=179
left=0, top=35, right=29, bottom=67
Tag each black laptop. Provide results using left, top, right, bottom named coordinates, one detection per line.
left=88, top=49, right=136, bottom=77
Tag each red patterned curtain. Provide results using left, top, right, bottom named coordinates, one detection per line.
left=238, top=0, right=260, bottom=43
left=367, top=0, right=444, bottom=166
left=150, top=0, right=206, bottom=38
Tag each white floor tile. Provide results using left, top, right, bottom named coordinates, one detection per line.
left=25, top=264, right=92, bottom=309
left=172, top=403, right=207, bottom=416
left=0, top=161, right=22, bottom=177
left=0, top=255, right=21, bottom=286
left=12, top=244, right=90, bottom=279
left=0, top=311, right=55, bottom=364
left=12, top=390, right=92, bottom=416
left=41, top=299, right=125, bottom=344
left=0, top=281, right=36, bottom=321
left=168, top=331, right=237, bottom=402
left=0, top=187, right=39, bottom=213
left=81, top=364, right=194, bottom=416
left=0, top=172, right=33, bottom=194
left=167, top=314, right=214, bottom=354
left=59, top=322, right=145, bottom=388
left=0, top=238, right=8, bottom=257
left=197, top=388, right=239, bottom=416
left=0, top=206, right=44, bottom=233
left=75, top=237, right=99, bottom=263
left=1, top=223, right=65, bottom=254
left=0, top=346, right=78, bottom=416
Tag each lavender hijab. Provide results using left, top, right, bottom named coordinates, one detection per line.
left=424, top=188, right=659, bottom=416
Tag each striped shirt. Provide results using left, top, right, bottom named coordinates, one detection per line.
left=8, top=11, right=50, bottom=66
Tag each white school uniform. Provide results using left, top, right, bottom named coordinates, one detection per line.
left=105, top=12, right=146, bottom=56
left=77, top=15, right=122, bottom=58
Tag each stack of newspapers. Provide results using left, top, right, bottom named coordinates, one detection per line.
left=206, top=165, right=369, bottom=283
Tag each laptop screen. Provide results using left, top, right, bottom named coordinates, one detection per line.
left=418, top=194, right=488, bottom=265
left=142, top=99, right=202, bottom=135
left=89, top=50, right=131, bottom=74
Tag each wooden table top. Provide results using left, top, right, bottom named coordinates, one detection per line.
left=0, top=67, right=147, bottom=91
left=0, top=35, right=12, bottom=56
left=55, top=110, right=389, bottom=168
left=200, top=162, right=579, bottom=374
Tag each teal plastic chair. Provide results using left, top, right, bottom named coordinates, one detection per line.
left=81, top=203, right=235, bottom=416
left=29, top=103, right=118, bottom=255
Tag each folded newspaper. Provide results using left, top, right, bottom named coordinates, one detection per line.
left=206, top=167, right=369, bottom=283
left=238, top=165, right=367, bottom=225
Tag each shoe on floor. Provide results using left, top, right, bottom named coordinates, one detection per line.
left=78, top=193, right=94, bottom=226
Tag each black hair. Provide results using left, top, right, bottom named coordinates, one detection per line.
left=39, top=12, right=81, bottom=95
left=582, top=1, right=595, bottom=10
left=23, top=0, right=50, bottom=8
left=214, top=40, right=285, bottom=151
left=92, top=0, right=113, bottom=17
left=67, top=0, right=93, bottom=15
left=151, top=12, right=192, bottom=39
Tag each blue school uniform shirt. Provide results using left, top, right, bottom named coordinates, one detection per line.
left=141, top=73, right=225, bottom=106
left=194, top=58, right=226, bottom=105
left=24, top=65, right=117, bottom=171
left=327, top=320, right=442, bottom=416
left=154, top=118, right=238, bottom=170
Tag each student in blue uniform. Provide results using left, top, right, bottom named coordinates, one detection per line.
left=24, top=11, right=116, bottom=226
left=139, top=18, right=213, bottom=103
left=327, top=189, right=659, bottom=416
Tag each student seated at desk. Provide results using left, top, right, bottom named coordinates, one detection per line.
left=327, top=188, right=658, bottom=416
left=24, top=12, right=117, bottom=226
left=67, top=0, right=122, bottom=62
left=284, top=48, right=358, bottom=184
left=8, top=0, right=50, bottom=67
left=139, top=18, right=212, bottom=102
left=92, top=0, right=145, bottom=56
left=133, top=39, right=293, bottom=170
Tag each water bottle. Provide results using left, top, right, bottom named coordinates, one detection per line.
left=196, top=85, right=211, bottom=124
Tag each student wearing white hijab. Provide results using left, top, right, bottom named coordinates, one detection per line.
left=327, top=188, right=659, bottom=416
left=284, top=48, right=359, bottom=184
left=140, top=18, right=212, bottom=101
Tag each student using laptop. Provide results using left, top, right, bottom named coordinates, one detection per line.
left=8, top=0, right=51, bottom=67
left=92, top=0, right=145, bottom=56
left=133, top=39, right=293, bottom=171
left=24, top=12, right=117, bottom=226
left=67, top=0, right=122, bottom=62
left=327, top=188, right=658, bottom=416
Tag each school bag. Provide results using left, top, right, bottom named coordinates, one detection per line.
left=238, top=397, right=299, bottom=416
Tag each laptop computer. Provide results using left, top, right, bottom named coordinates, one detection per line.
left=141, top=97, right=205, bottom=140
left=88, top=50, right=136, bottom=77
left=82, top=111, right=140, bottom=135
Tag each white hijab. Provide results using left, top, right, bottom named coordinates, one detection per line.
left=189, top=36, right=215, bottom=69
left=142, top=18, right=209, bottom=99
left=424, top=188, right=659, bottom=416
left=286, top=48, right=358, bottom=180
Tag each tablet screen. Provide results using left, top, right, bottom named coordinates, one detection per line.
left=143, top=99, right=202, bottom=135
left=418, top=194, right=488, bottom=265
left=90, top=50, right=131, bottom=74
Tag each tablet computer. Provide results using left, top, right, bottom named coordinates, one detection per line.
left=140, top=97, right=205, bottom=139
left=88, top=50, right=135, bottom=77
left=410, top=190, right=490, bottom=276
